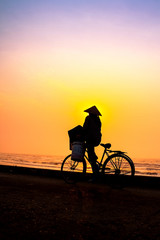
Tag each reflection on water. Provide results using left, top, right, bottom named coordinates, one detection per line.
left=0, top=153, right=160, bottom=177
left=0, top=152, right=63, bottom=171
left=134, top=159, right=160, bottom=177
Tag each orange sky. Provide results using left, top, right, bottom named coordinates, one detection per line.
left=0, top=0, right=160, bottom=159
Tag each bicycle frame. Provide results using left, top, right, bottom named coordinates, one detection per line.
left=61, top=143, right=135, bottom=183
left=99, top=147, right=108, bottom=167
left=84, top=145, right=126, bottom=170
left=84, top=147, right=105, bottom=165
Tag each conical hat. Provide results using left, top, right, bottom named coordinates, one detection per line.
left=84, top=106, right=102, bottom=116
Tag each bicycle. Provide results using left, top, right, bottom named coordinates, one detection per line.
left=61, top=143, right=135, bottom=184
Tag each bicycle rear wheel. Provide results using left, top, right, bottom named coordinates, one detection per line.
left=61, top=154, right=86, bottom=183
left=102, top=153, right=135, bottom=176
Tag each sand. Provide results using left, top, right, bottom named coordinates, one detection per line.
left=0, top=171, right=160, bottom=240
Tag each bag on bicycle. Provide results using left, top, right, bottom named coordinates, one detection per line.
left=71, top=141, right=85, bottom=161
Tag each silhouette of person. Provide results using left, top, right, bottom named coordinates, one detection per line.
left=83, top=106, right=102, bottom=181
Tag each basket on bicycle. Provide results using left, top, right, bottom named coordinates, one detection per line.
left=68, top=125, right=85, bottom=161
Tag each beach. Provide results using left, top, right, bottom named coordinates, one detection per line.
left=0, top=171, right=160, bottom=240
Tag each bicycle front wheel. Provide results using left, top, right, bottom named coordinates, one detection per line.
left=102, top=153, right=135, bottom=176
left=61, top=154, right=86, bottom=184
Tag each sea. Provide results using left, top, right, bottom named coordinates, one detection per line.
left=0, top=152, right=160, bottom=177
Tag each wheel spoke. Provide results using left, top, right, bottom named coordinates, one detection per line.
left=103, top=154, right=134, bottom=176
left=109, top=159, right=117, bottom=169
left=118, top=156, right=122, bottom=168
left=61, top=155, right=86, bottom=183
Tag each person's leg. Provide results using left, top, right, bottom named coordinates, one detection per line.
left=87, top=144, right=99, bottom=179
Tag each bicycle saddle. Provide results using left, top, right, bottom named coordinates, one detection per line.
left=100, top=143, right=111, bottom=149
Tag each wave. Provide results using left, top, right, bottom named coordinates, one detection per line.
left=0, top=153, right=160, bottom=176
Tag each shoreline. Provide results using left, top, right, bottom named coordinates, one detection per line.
left=0, top=164, right=160, bottom=189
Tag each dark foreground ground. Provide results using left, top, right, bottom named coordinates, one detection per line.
left=0, top=172, right=160, bottom=240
